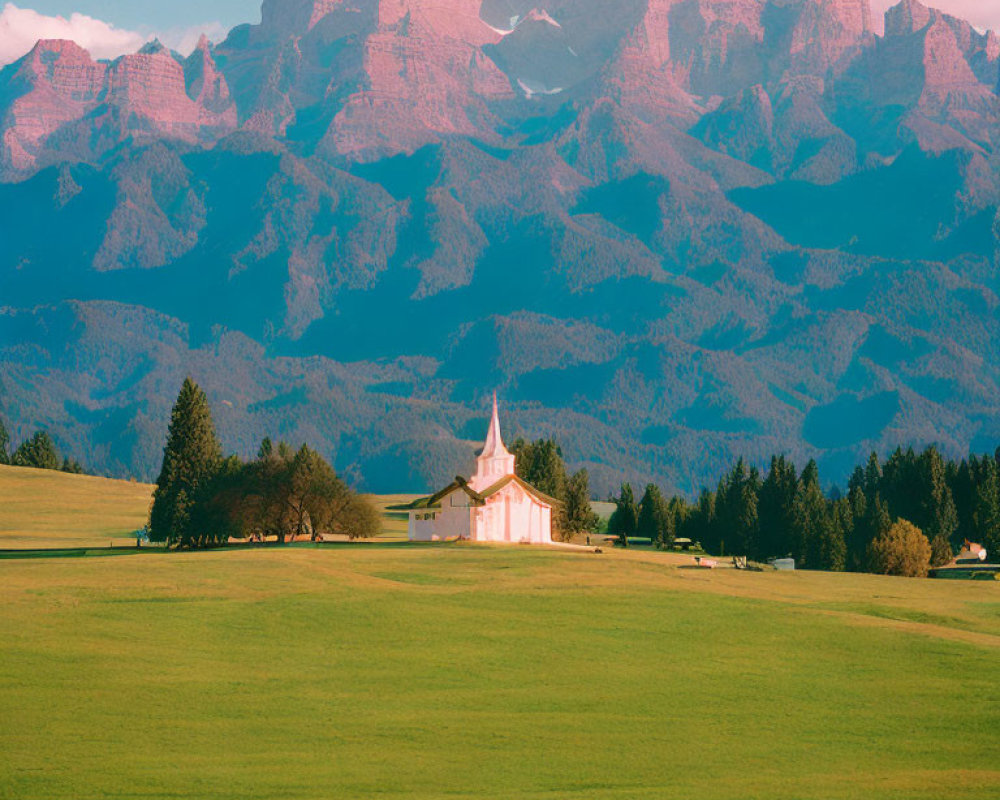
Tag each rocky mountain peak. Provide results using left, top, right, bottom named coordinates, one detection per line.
left=884, top=0, right=933, bottom=36
left=260, top=0, right=363, bottom=36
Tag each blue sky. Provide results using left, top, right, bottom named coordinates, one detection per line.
left=1, top=1, right=998, bottom=66
left=21, top=0, right=260, bottom=32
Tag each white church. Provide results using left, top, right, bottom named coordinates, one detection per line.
left=397, top=396, right=555, bottom=544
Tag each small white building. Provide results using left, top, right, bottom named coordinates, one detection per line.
left=398, top=396, right=555, bottom=544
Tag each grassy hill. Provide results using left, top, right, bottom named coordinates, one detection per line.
left=0, top=466, right=418, bottom=548
left=1, top=469, right=997, bottom=799
left=0, top=464, right=154, bottom=549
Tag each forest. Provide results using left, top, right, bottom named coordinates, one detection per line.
left=605, top=447, right=1000, bottom=576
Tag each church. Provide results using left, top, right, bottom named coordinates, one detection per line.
left=397, top=396, right=555, bottom=544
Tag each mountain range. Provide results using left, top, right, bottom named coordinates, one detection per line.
left=1, top=0, right=999, bottom=496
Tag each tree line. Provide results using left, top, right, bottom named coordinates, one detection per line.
left=149, top=378, right=378, bottom=548
left=0, top=415, right=86, bottom=474
left=607, top=446, right=1000, bottom=576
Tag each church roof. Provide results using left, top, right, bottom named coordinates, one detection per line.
left=390, top=473, right=558, bottom=511
left=477, top=473, right=558, bottom=507
left=479, top=392, right=511, bottom=460
left=387, top=476, right=485, bottom=511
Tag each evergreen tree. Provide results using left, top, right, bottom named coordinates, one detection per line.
left=512, top=437, right=570, bottom=535
left=971, top=456, right=1000, bottom=559
left=930, top=534, right=954, bottom=567
left=681, top=489, right=715, bottom=551
left=789, top=460, right=831, bottom=569
left=61, top=457, right=85, bottom=474
left=258, top=437, right=273, bottom=460
left=0, top=413, right=9, bottom=465
left=149, top=378, right=222, bottom=547
left=947, top=459, right=974, bottom=549
left=823, top=498, right=849, bottom=572
left=911, top=446, right=958, bottom=549
left=564, top=469, right=599, bottom=539
left=188, top=455, right=249, bottom=547
left=637, top=483, right=673, bottom=547
left=12, top=432, right=60, bottom=470
left=844, top=481, right=868, bottom=571
left=863, top=451, right=882, bottom=500
left=608, top=483, right=638, bottom=547
left=882, top=447, right=921, bottom=527
left=758, top=456, right=797, bottom=559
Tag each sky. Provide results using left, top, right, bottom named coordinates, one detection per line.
left=1, top=0, right=998, bottom=65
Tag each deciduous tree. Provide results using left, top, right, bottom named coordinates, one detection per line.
left=867, top=519, right=931, bottom=578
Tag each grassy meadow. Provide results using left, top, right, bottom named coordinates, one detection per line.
left=0, top=464, right=154, bottom=548
left=0, top=468, right=998, bottom=799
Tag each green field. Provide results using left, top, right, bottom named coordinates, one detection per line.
left=0, top=464, right=154, bottom=548
left=1, top=469, right=998, bottom=799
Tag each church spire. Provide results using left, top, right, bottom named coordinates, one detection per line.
left=481, top=391, right=509, bottom=458
left=470, top=392, right=516, bottom=490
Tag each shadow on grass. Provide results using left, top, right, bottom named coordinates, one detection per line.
left=0, top=539, right=454, bottom=560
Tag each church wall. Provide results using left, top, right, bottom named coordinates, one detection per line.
left=473, top=483, right=552, bottom=544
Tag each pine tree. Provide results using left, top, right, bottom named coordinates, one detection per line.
left=971, top=456, right=1000, bottom=560
left=930, top=534, right=953, bottom=567
left=0, top=414, right=9, bottom=465
left=637, top=483, right=673, bottom=547
left=12, top=432, right=60, bottom=470
left=759, top=456, right=797, bottom=559
left=863, top=451, right=882, bottom=500
left=917, top=446, right=958, bottom=548
left=564, top=469, right=598, bottom=540
left=149, top=378, right=222, bottom=547
left=512, top=438, right=570, bottom=535
left=790, top=460, right=831, bottom=569
left=608, top=483, right=638, bottom=547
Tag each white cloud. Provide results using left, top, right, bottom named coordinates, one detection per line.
left=870, top=0, right=1000, bottom=35
left=158, top=22, right=229, bottom=56
left=0, top=4, right=226, bottom=66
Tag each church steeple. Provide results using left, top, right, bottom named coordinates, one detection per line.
left=470, top=392, right=516, bottom=490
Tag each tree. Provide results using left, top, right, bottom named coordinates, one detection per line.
left=0, top=414, right=9, bottom=465
left=930, top=534, right=953, bottom=567
left=637, top=483, right=673, bottom=547
left=608, top=483, right=638, bottom=546
left=563, top=469, right=599, bottom=540
left=680, top=489, right=715, bottom=551
left=61, top=457, right=85, bottom=474
left=918, top=447, right=958, bottom=547
left=512, top=437, right=569, bottom=535
left=867, top=519, right=932, bottom=578
left=759, top=456, right=797, bottom=559
left=149, top=378, right=222, bottom=547
left=971, top=455, right=1000, bottom=560
left=242, top=440, right=379, bottom=542
left=188, top=456, right=249, bottom=547
left=12, top=432, right=59, bottom=470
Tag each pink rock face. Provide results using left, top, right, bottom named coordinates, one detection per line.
left=260, top=0, right=358, bottom=36
left=884, top=0, right=933, bottom=36
left=104, top=47, right=236, bottom=141
left=324, top=0, right=513, bottom=160
left=787, top=0, right=873, bottom=76
left=863, top=0, right=999, bottom=153
left=1, top=38, right=237, bottom=173
left=184, top=36, right=238, bottom=121
left=1, top=40, right=106, bottom=171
